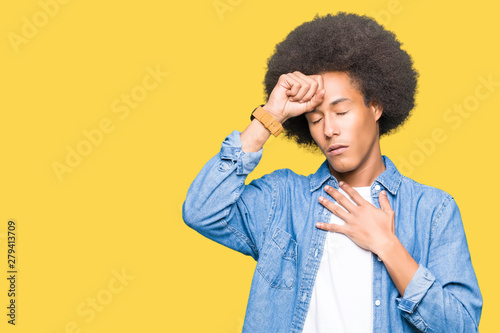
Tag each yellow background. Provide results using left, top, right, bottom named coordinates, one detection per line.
left=1, top=0, right=498, bottom=332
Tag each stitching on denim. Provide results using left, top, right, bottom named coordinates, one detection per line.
left=256, top=260, right=296, bottom=290
left=220, top=146, right=239, bottom=161
left=290, top=213, right=328, bottom=331
left=414, top=309, right=429, bottom=332
left=221, top=218, right=259, bottom=258
left=272, top=227, right=298, bottom=259
left=218, top=176, right=260, bottom=258
left=392, top=171, right=403, bottom=194
left=430, top=194, right=452, bottom=242
left=258, top=172, right=279, bottom=255
left=256, top=228, right=297, bottom=290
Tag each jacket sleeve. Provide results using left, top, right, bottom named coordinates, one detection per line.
left=396, top=194, right=483, bottom=332
left=182, top=130, right=279, bottom=260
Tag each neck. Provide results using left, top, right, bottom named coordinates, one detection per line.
left=328, top=147, right=386, bottom=187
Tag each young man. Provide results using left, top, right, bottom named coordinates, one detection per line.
left=183, top=12, right=482, bottom=332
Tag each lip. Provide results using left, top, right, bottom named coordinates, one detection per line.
left=327, top=144, right=349, bottom=156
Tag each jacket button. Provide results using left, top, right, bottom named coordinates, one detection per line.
left=375, top=300, right=381, bottom=306
left=375, top=184, right=381, bottom=191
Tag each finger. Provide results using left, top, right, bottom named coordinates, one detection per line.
left=308, top=88, right=325, bottom=109
left=314, top=74, right=324, bottom=91
left=338, top=181, right=366, bottom=206
left=281, top=75, right=301, bottom=97
left=288, top=72, right=313, bottom=102
left=304, top=87, right=325, bottom=112
left=298, top=80, right=319, bottom=102
left=378, top=191, right=395, bottom=233
left=318, top=195, right=350, bottom=221
left=378, top=190, right=393, bottom=213
left=292, top=72, right=319, bottom=102
left=324, top=185, right=356, bottom=213
left=315, top=221, right=348, bottom=234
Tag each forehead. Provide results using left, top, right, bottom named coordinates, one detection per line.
left=318, top=71, right=365, bottom=104
left=321, top=71, right=359, bottom=92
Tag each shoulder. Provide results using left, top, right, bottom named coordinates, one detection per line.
left=400, top=175, right=453, bottom=200
left=396, top=176, right=467, bottom=243
left=245, top=168, right=314, bottom=205
left=249, top=167, right=310, bottom=188
left=400, top=175, right=453, bottom=199
left=398, top=175, right=459, bottom=219
left=383, top=155, right=453, bottom=204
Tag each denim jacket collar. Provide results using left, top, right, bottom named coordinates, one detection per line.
left=309, top=155, right=403, bottom=195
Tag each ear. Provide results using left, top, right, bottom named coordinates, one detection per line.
left=369, top=100, right=383, bottom=122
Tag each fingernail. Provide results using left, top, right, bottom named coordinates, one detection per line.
left=339, top=181, right=344, bottom=186
left=324, top=185, right=330, bottom=191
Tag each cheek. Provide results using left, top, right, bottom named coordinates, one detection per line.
left=351, top=118, right=378, bottom=151
left=349, top=112, right=375, bottom=135
left=308, top=126, right=328, bottom=154
left=308, top=124, right=322, bottom=142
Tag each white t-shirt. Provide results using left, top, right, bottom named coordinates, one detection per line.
left=303, top=186, right=374, bottom=333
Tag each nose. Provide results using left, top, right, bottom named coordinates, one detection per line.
left=323, top=114, right=340, bottom=138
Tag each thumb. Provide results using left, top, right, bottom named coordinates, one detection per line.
left=306, top=89, right=325, bottom=110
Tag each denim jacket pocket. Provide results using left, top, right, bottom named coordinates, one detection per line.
left=257, top=227, right=298, bottom=290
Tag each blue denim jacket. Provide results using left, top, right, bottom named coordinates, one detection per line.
left=183, top=131, right=482, bottom=332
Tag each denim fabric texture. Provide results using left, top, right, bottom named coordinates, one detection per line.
left=183, top=130, right=482, bottom=332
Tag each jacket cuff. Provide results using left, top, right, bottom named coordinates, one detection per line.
left=396, top=265, right=435, bottom=313
left=219, top=130, right=263, bottom=176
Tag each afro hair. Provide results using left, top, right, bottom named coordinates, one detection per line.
left=264, top=12, right=419, bottom=147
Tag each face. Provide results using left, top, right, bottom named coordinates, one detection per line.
left=305, top=71, right=383, bottom=182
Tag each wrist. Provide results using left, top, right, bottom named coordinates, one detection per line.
left=251, top=105, right=284, bottom=137
left=262, top=104, right=287, bottom=124
left=374, top=234, right=400, bottom=261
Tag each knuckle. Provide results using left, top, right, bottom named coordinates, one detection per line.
left=280, top=74, right=292, bottom=82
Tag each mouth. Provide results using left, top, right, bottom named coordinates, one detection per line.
left=327, top=144, right=349, bottom=156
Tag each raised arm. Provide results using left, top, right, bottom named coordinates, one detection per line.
left=183, top=72, right=325, bottom=258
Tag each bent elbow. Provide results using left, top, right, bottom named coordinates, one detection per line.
left=182, top=200, right=200, bottom=230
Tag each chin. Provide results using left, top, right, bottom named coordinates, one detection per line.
left=328, top=159, right=355, bottom=174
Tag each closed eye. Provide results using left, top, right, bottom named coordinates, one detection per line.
left=309, top=110, right=348, bottom=124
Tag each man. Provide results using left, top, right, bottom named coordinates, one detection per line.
left=183, top=12, right=482, bottom=332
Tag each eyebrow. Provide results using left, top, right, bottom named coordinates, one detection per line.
left=309, top=97, right=352, bottom=113
left=330, top=97, right=352, bottom=106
